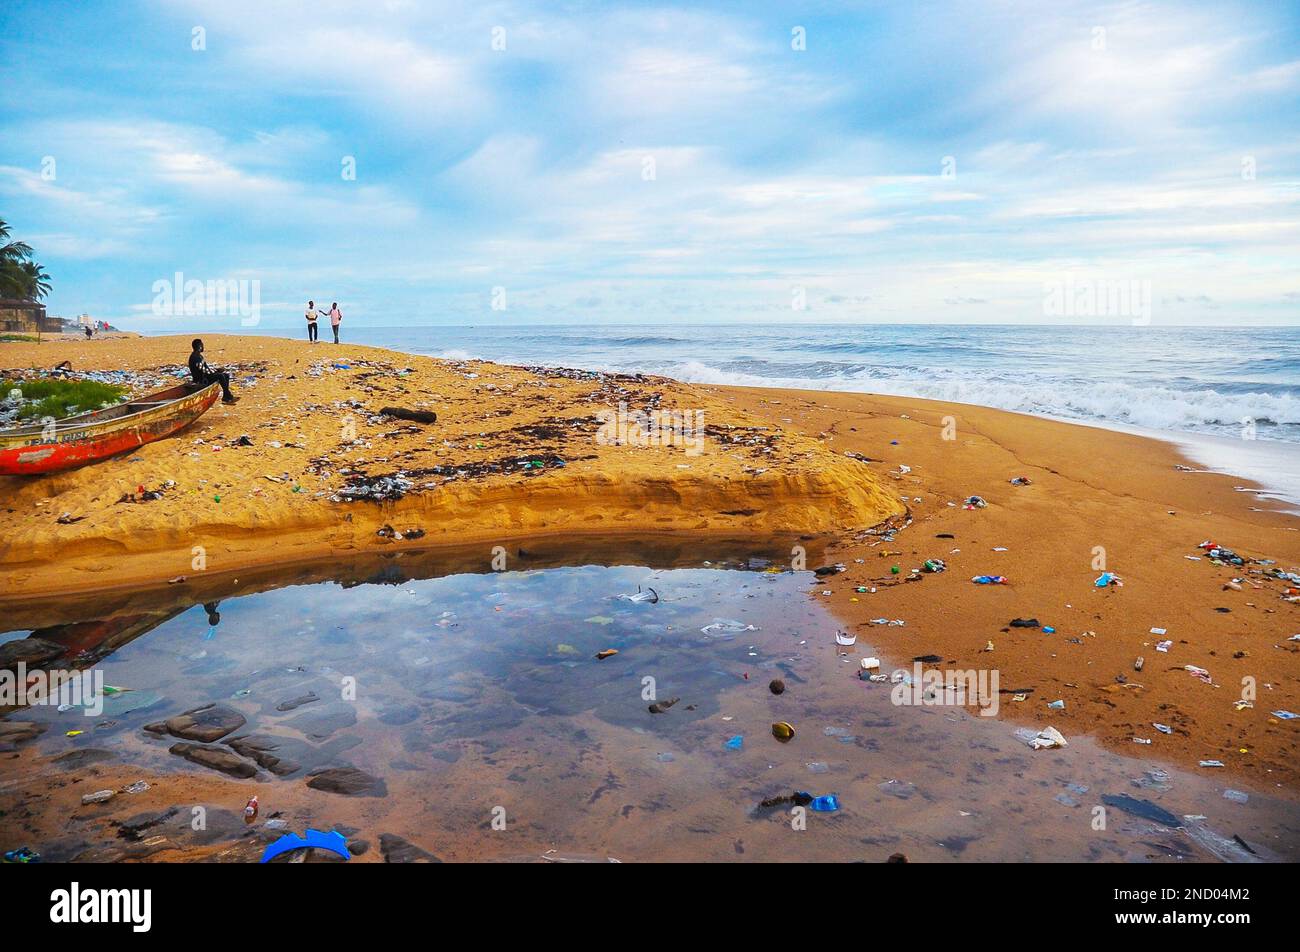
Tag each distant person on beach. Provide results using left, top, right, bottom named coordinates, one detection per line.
left=84, top=326, right=92, bottom=339
left=188, top=338, right=238, bottom=404
left=305, top=300, right=319, bottom=342
left=328, top=302, right=342, bottom=344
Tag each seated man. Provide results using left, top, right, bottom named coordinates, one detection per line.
left=188, top=338, right=238, bottom=404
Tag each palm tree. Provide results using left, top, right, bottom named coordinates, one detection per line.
left=0, top=219, right=33, bottom=267
left=0, top=218, right=51, bottom=302
left=20, top=261, right=51, bottom=300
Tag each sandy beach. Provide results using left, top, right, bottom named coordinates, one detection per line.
left=2, top=333, right=1298, bottom=861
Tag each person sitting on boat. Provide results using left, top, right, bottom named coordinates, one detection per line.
left=188, top=339, right=238, bottom=404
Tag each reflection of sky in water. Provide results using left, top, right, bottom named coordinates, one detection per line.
left=4, top=563, right=1298, bottom=862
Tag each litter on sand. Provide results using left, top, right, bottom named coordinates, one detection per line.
left=1016, top=726, right=1068, bottom=750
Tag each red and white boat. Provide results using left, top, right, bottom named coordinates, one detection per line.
left=0, top=382, right=220, bottom=475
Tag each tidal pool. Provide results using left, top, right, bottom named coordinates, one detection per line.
left=1, top=545, right=1296, bottom=862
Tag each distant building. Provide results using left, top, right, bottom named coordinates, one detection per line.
left=0, top=299, right=55, bottom=335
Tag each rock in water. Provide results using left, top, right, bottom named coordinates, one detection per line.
left=307, top=766, right=388, bottom=797
left=146, top=703, right=247, bottom=743
left=0, top=637, right=64, bottom=668
left=379, top=833, right=441, bottom=863
left=169, top=743, right=257, bottom=778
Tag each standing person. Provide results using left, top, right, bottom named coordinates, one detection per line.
left=188, top=339, right=238, bottom=403
left=328, top=302, right=342, bottom=344
left=305, top=300, right=319, bottom=342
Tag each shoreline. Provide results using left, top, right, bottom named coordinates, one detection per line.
left=167, top=325, right=1300, bottom=512
left=2, top=333, right=1299, bottom=793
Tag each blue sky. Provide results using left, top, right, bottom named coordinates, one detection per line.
left=1, top=0, right=1298, bottom=329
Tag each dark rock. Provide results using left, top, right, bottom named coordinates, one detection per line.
left=169, top=742, right=257, bottom=778
left=0, top=637, right=64, bottom=668
left=148, top=703, right=246, bottom=742
left=275, top=692, right=319, bottom=712
left=379, top=833, right=440, bottom=863
left=114, top=807, right=180, bottom=841
left=1009, top=618, right=1041, bottom=629
left=769, top=679, right=785, bottom=695
left=226, top=735, right=302, bottom=776
left=306, top=766, right=387, bottom=797
left=648, top=696, right=679, bottom=714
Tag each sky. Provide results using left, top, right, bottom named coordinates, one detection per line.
left=1, top=0, right=1298, bottom=329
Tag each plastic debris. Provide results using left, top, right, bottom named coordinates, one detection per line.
left=1094, top=572, right=1122, bottom=588
left=595, top=649, right=619, bottom=660
left=1185, top=665, right=1212, bottom=684
left=807, top=794, right=840, bottom=812
left=701, top=619, right=758, bottom=635
left=260, top=828, right=351, bottom=864
left=724, top=735, right=743, bottom=751
left=834, top=630, right=857, bottom=646
left=1102, top=794, right=1180, bottom=827
left=615, top=587, right=659, bottom=604
left=1016, top=726, right=1068, bottom=750
left=971, top=575, right=1007, bottom=585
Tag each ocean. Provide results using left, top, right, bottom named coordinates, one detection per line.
left=232, top=323, right=1300, bottom=506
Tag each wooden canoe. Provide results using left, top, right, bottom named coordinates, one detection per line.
left=0, top=381, right=221, bottom=476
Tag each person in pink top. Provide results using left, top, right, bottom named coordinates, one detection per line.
left=328, top=302, right=342, bottom=344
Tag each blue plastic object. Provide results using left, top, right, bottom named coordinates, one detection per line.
left=724, top=735, right=743, bottom=751
left=260, top=828, right=351, bottom=863
left=808, top=794, right=840, bottom=812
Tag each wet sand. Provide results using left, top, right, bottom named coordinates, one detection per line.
left=722, top=386, right=1300, bottom=788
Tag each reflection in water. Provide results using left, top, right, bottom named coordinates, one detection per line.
left=1, top=546, right=1297, bottom=862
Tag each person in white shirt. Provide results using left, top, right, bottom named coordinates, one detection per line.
left=305, top=300, right=319, bottom=342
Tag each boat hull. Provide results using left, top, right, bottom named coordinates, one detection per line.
left=0, top=382, right=220, bottom=475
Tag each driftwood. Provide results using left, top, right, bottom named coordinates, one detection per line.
left=380, top=406, right=437, bottom=424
